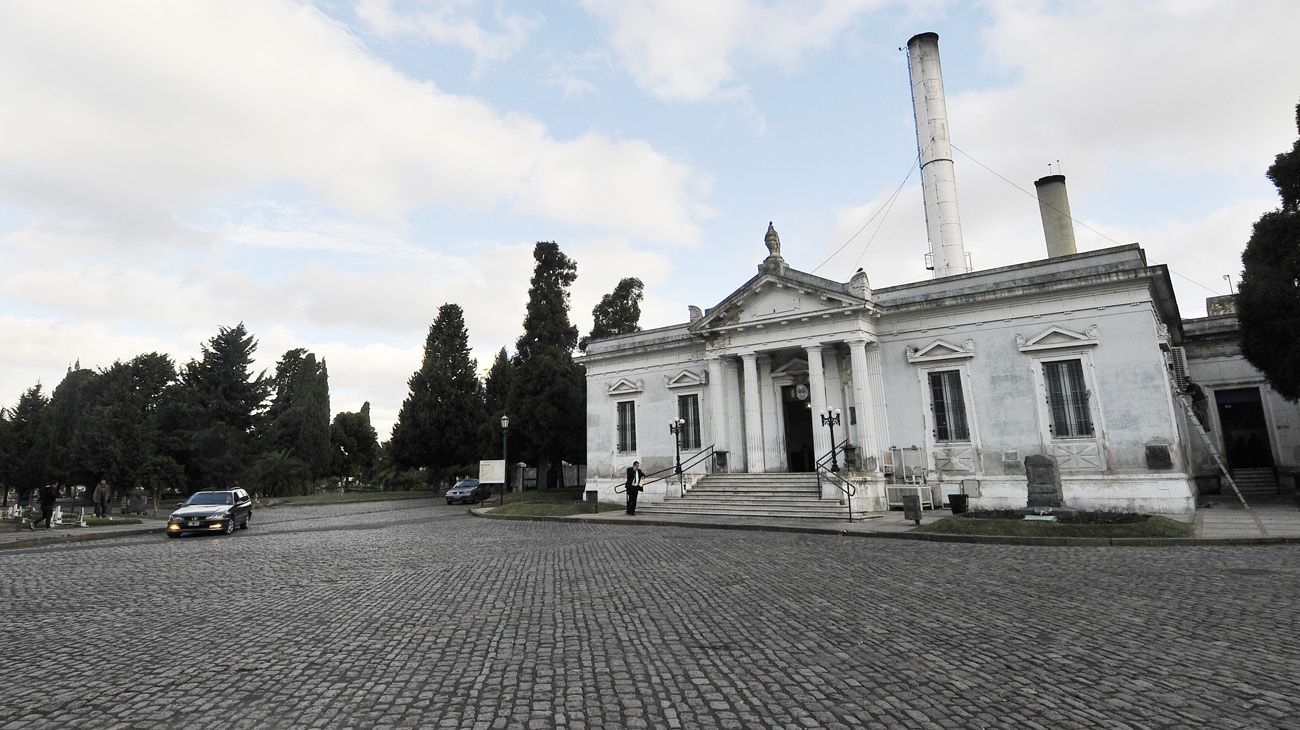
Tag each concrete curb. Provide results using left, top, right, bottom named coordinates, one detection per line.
left=0, top=526, right=162, bottom=550
left=469, top=509, right=1300, bottom=547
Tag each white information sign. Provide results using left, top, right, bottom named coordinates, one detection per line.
left=479, top=459, right=506, bottom=484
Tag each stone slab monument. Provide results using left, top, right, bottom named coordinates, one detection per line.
left=1024, top=454, right=1062, bottom=509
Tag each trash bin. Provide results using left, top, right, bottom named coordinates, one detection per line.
left=584, top=490, right=598, bottom=512
left=948, top=494, right=968, bottom=515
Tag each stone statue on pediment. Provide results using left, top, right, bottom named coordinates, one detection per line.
left=765, top=222, right=781, bottom=258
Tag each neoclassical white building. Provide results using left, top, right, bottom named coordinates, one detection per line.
left=579, top=31, right=1299, bottom=516
left=582, top=230, right=1200, bottom=514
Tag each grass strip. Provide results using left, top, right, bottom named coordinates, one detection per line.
left=918, top=515, right=1193, bottom=538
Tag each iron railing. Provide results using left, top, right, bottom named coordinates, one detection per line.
left=615, top=444, right=716, bottom=498
left=815, top=439, right=856, bottom=521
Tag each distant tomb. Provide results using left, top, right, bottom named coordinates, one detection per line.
left=1025, top=454, right=1062, bottom=509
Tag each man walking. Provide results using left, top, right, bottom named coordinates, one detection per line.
left=31, top=484, right=58, bottom=530
left=624, top=461, right=644, bottom=515
left=93, top=479, right=111, bottom=518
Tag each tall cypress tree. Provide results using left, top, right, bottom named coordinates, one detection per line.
left=580, top=277, right=644, bottom=351
left=507, top=242, right=586, bottom=482
left=265, top=348, right=332, bottom=479
left=481, top=347, right=514, bottom=459
left=1239, top=101, right=1300, bottom=400
left=391, top=303, right=486, bottom=477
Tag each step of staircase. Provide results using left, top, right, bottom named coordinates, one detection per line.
left=637, top=472, right=859, bottom=521
left=1231, top=468, right=1280, bottom=494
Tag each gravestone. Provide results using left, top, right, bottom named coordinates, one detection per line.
left=1024, top=454, right=1062, bottom=509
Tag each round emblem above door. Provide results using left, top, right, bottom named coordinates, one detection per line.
left=795, top=384, right=809, bottom=401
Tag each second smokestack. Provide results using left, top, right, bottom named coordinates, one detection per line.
left=1034, top=174, right=1078, bottom=258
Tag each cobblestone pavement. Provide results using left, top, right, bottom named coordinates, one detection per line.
left=2, top=502, right=1298, bottom=729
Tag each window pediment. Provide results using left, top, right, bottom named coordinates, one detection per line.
left=665, top=369, right=708, bottom=389
left=606, top=378, right=643, bottom=397
left=906, top=339, right=974, bottom=364
left=1016, top=325, right=1099, bottom=352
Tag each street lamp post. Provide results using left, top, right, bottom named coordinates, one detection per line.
left=669, top=417, right=685, bottom=495
left=500, top=415, right=510, bottom=507
left=820, top=408, right=841, bottom=472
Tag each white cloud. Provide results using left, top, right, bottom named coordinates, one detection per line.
left=356, top=0, right=539, bottom=68
left=818, top=0, right=1299, bottom=316
left=0, top=0, right=705, bottom=245
left=579, top=0, right=887, bottom=102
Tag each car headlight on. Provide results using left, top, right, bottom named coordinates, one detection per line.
left=206, top=512, right=228, bottom=521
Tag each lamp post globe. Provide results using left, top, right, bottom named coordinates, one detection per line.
left=820, top=408, right=842, bottom=472
left=500, top=415, right=510, bottom=506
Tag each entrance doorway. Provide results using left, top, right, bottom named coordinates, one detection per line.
left=781, top=384, right=815, bottom=472
left=1216, top=388, right=1273, bottom=469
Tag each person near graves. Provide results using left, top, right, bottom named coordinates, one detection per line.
left=624, top=461, right=644, bottom=515
left=93, top=479, right=111, bottom=518
left=31, top=484, right=58, bottom=530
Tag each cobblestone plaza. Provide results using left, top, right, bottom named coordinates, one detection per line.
left=2, top=501, right=1298, bottom=729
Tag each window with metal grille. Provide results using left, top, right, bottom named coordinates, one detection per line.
left=928, top=370, right=969, bottom=442
left=677, top=394, right=702, bottom=450
left=1044, top=359, right=1093, bottom=438
left=616, top=401, right=637, bottom=452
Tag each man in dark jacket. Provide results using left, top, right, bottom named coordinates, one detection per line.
left=32, top=484, right=58, bottom=529
left=624, top=461, right=644, bottom=515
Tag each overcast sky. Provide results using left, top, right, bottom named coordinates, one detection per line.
left=2, top=0, right=1298, bottom=438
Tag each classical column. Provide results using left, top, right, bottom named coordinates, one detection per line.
left=705, top=355, right=729, bottom=459
left=740, top=352, right=765, bottom=473
left=848, top=339, right=881, bottom=472
left=865, top=343, right=891, bottom=464
left=805, top=344, right=831, bottom=464
left=758, top=355, right=783, bottom=471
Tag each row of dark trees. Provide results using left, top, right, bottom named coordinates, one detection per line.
left=387, top=241, right=644, bottom=487
left=0, top=325, right=380, bottom=506
left=0, top=240, right=641, bottom=502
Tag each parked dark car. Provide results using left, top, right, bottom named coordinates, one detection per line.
left=166, top=489, right=252, bottom=537
left=445, top=479, right=491, bottom=505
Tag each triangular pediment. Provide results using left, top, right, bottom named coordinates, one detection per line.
left=1016, top=325, right=1099, bottom=352
left=690, top=271, right=865, bottom=334
left=770, top=357, right=809, bottom=378
left=906, top=339, right=974, bottom=364
left=605, top=378, right=644, bottom=397
left=664, top=369, right=708, bottom=389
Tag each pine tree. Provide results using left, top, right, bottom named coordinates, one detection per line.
left=265, top=349, right=332, bottom=479
left=331, top=402, right=379, bottom=484
left=171, top=324, right=271, bottom=491
left=580, top=277, right=644, bottom=350
left=1239, top=101, right=1300, bottom=400
left=507, top=242, right=586, bottom=484
left=390, top=303, right=486, bottom=477
left=47, top=365, right=98, bottom=487
left=5, top=384, right=52, bottom=504
left=480, top=347, right=514, bottom=458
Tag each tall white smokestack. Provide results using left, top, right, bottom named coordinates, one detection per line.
left=1034, top=174, right=1078, bottom=258
left=907, top=32, right=970, bottom=278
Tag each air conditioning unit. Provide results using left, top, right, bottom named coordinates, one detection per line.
left=1167, top=346, right=1190, bottom=390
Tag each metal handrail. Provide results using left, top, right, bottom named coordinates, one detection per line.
left=816, top=466, right=857, bottom=522
left=815, top=439, right=850, bottom=471
left=615, top=444, right=716, bottom=498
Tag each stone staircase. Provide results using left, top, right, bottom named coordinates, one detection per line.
left=637, top=472, right=858, bottom=520
left=1231, top=467, right=1280, bottom=496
